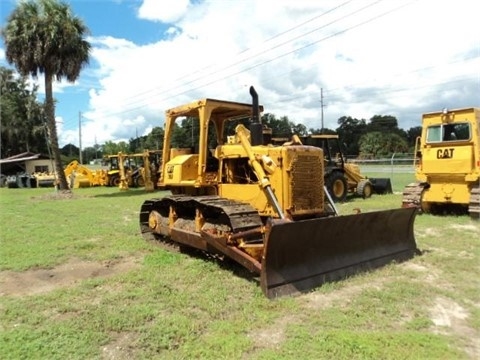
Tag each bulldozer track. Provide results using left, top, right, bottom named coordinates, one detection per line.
left=139, top=195, right=263, bottom=249
left=468, top=186, right=480, bottom=219
left=401, top=182, right=425, bottom=210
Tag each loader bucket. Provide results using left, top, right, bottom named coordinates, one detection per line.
left=370, top=178, right=393, bottom=194
left=260, top=207, right=417, bottom=299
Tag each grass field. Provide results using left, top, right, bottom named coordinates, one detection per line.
left=0, top=170, right=479, bottom=359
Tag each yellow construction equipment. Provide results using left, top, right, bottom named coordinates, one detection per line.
left=303, top=134, right=392, bottom=201
left=33, top=172, right=56, bottom=187
left=140, top=87, right=417, bottom=298
left=402, top=107, right=480, bottom=219
left=104, top=151, right=161, bottom=191
left=103, top=153, right=125, bottom=187
left=63, top=160, right=107, bottom=188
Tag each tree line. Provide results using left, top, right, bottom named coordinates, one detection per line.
left=1, top=65, right=423, bottom=165
left=1, top=0, right=90, bottom=190
left=0, top=0, right=422, bottom=189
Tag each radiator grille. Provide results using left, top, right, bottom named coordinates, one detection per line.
left=289, top=153, right=324, bottom=213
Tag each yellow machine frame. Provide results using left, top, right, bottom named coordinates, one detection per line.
left=63, top=160, right=107, bottom=188
left=142, top=87, right=417, bottom=298
left=403, top=107, right=480, bottom=217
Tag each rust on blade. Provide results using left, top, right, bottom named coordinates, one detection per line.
left=260, top=207, right=418, bottom=299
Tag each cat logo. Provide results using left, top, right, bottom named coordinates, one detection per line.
left=437, top=148, right=454, bottom=159
left=167, top=164, right=175, bottom=179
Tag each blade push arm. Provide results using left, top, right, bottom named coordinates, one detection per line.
left=235, top=124, right=285, bottom=219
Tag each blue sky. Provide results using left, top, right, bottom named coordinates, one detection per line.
left=1, top=0, right=478, bottom=149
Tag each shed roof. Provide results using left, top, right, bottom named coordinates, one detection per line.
left=0, top=152, right=50, bottom=164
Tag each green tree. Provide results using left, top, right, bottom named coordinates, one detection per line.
left=335, top=116, right=367, bottom=156
left=117, top=141, right=129, bottom=153
left=359, top=131, right=409, bottom=158
left=144, top=126, right=164, bottom=151
left=262, top=114, right=292, bottom=137
left=180, top=117, right=199, bottom=148
left=171, top=122, right=191, bottom=148
left=309, top=127, right=336, bottom=135
left=1, top=0, right=91, bottom=190
left=383, top=132, right=409, bottom=154
left=81, top=146, right=97, bottom=164
left=0, top=66, right=47, bottom=157
left=367, top=114, right=408, bottom=140
left=406, top=126, right=422, bottom=148
left=367, top=115, right=398, bottom=133
left=291, top=122, right=308, bottom=137
left=102, top=141, right=118, bottom=156
left=60, top=143, right=79, bottom=158
left=129, top=136, right=145, bottom=153
left=261, top=113, right=307, bottom=139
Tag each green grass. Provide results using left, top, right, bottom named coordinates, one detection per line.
left=0, top=180, right=479, bottom=359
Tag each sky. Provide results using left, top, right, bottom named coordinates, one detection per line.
left=0, top=0, right=478, bottom=149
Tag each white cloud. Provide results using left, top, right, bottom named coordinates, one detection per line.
left=137, top=0, right=190, bottom=23
left=59, top=0, right=479, bottom=148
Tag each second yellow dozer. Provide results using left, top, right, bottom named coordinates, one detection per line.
left=140, top=87, right=418, bottom=299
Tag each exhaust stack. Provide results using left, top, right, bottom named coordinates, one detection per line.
left=249, top=86, right=263, bottom=146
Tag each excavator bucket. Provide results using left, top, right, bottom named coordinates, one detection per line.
left=261, top=207, right=417, bottom=299
left=370, top=178, right=393, bottom=194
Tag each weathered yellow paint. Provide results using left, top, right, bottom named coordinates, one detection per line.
left=416, top=107, right=480, bottom=206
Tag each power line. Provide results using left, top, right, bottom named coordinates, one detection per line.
left=57, top=0, right=476, bottom=140
left=81, top=1, right=400, bottom=120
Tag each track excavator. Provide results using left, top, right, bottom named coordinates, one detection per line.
left=139, top=87, right=418, bottom=299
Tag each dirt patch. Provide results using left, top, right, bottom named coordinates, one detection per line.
left=248, top=315, right=296, bottom=351
left=0, top=257, right=140, bottom=297
left=401, top=262, right=444, bottom=286
left=450, top=224, right=479, bottom=232
left=32, top=190, right=77, bottom=201
left=430, top=297, right=468, bottom=327
left=102, top=332, right=139, bottom=360
left=302, top=279, right=385, bottom=310
left=417, top=227, right=442, bottom=238
left=429, top=296, right=479, bottom=358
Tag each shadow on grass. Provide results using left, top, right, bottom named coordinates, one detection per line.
left=178, top=246, right=260, bottom=286
left=94, top=189, right=169, bottom=198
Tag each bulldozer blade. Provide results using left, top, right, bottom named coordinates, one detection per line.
left=260, top=207, right=417, bottom=299
left=370, top=178, right=393, bottom=194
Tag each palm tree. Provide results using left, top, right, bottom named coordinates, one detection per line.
left=1, top=0, right=91, bottom=190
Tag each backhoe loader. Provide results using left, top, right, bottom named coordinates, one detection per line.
left=64, top=160, right=107, bottom=188
left=139, top=87, right=417, bottom=298
left=104, top=151, right=161, bottom=190
left=303, top=134, right=392, bottom=202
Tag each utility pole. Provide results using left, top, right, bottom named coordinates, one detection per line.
left=79, top=111, right=83, bottom=164
left=94, top=135, right=98, bottom=161
left=320, top=88, right=325, bottom=134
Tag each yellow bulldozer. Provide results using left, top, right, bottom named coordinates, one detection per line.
left=402, top=107, right=480, bottom=219
left=140, top=87, right=418, bottom=298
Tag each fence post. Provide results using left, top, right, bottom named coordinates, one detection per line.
left=390, top=152, right=396, bottom=180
